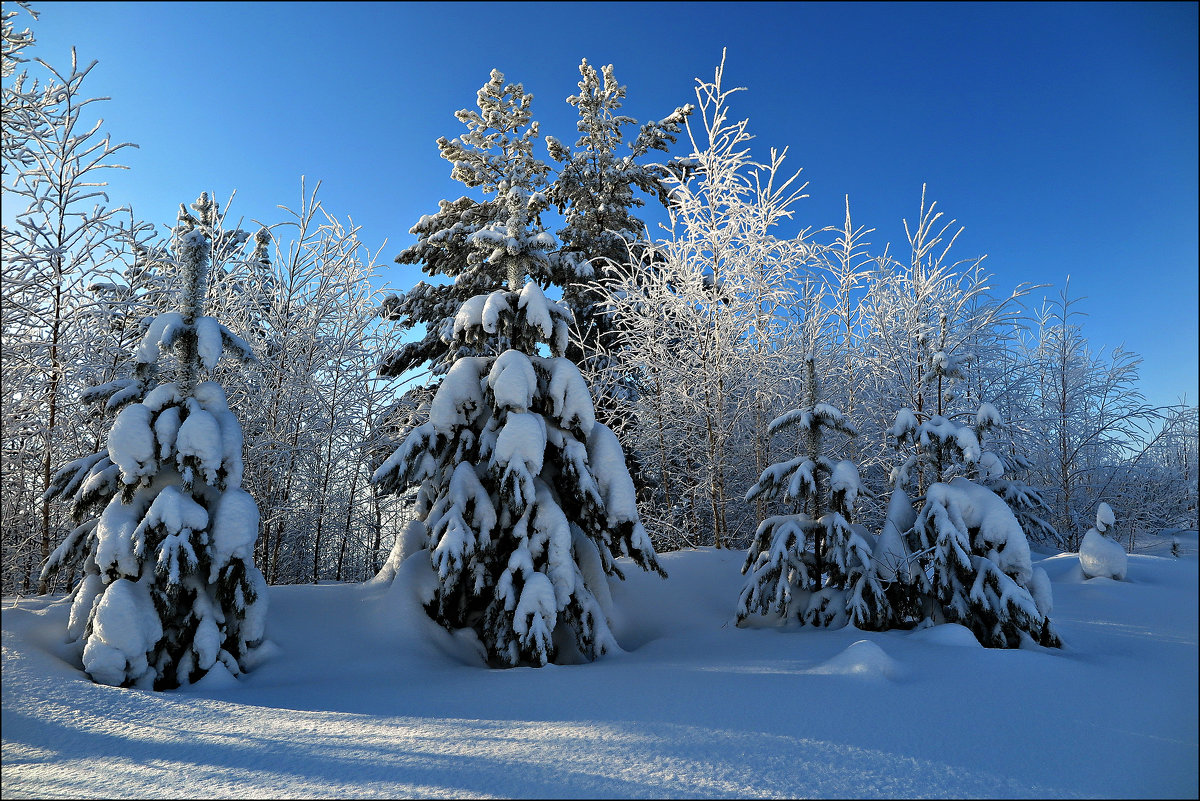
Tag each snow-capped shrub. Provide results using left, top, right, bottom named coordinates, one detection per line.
left=1079, top=503, right=1127, bottom=580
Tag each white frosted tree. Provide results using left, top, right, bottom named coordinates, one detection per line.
left=1019, top=282, right=1162, bottom=549
left=593, top=52, right=816, bottom=550
left=40, top=194, right=268, bottom=688
left=1, top=6, right=152, bottom=593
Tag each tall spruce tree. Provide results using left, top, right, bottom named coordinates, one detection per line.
left=379, top=68, right=556, bottom=382
left=546, top=59, right=690, bottom=372
left=544, top=61, right=690, bottom=501
left=40, top=194, right=268, bottom=688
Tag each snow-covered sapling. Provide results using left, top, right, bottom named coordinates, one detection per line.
left=1079, top=502, right=1126, bottom=580
left=41, top=193, right=267, bottom=689
left=739, top=358, right=887, bottom=629
left=890, top=398, right=1060, bottom=647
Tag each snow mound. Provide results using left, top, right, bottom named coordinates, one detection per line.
left=808, top=640, right=900, bottom=680
left=183, top=659, right=239, bottom=691
left=1080, top=529, right=1127, bottom=581
left=908, top=623, right=982, bottom=648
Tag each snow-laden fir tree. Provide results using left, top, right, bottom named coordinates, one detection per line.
left=886, top=317, right=1060, bottom=647
left=544, top=60, right=691, bottom=500
left=40, top=193, right=268, bottom=688
left=739, top=357, right=888, bottom=629
left=373, top=270, right=665, bottom=668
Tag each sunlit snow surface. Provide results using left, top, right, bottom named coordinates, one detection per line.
left=3, top=532, right=1196, bottom=799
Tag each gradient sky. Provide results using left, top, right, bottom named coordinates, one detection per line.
left=12, top=1, right=1198, bottom=410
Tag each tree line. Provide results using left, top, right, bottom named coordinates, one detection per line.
left=3, top=6, right=1196, bottom=608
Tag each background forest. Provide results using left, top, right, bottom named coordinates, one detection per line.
left=2, top=2, right=1197, bottom=600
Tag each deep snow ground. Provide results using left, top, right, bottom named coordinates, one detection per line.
left=3, top=532, right=1196, bottom=799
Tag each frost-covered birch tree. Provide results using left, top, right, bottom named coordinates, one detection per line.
left=40, top=193, right=268, bottom=688
left=1, top=6, right=151, bottom=593
left=1019, top=282, right=1161, bottom=549
left=595, top=52, right=817, bottom=550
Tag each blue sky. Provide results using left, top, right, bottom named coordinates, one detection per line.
left=13, top=1, right=1198, bottom=409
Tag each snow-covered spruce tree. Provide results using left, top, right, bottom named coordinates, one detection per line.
left=544, top=60, right=691, bottom=504
left=739, top=357, right=888, bottom=630
left=379, top=68, right=556, bottom=383
left=546, top=58, right=690, bottom=381
left=373, top=272, right=665, bottom=667
left=888, top=358, right=1060, bottom=647
left=39, top=193, right=267, bottom=688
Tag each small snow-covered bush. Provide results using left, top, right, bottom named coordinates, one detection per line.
left=1079, top=503, right=1127, bottom=580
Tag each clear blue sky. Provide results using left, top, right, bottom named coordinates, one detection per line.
left=13, top=1, right=1198, bottom=410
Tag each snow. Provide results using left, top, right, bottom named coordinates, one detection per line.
left=487, top=349, right=537, bottom=412
left=135, top=312, right=184, bottom=365
left=174, top=404, right=224, bottom=485
left=977, top=449, right=1005, bottom=481
left=80, top=577, right=161, bottom=687
left=1096, top=502, right=1116, bottom=532
left=452, top=294, right=488, bottom=337
left=542, top=356, right=596, bottom=435
left=137, top=484, right=208, bottom=538
left=1080, top=528, right=1128, bottom=581
left=94, top=498, right=142, bottom=579
left=107, top=403, right=157, bottom=483
left=830, top=459, right=861, bottom=511
left=887, top=407, right=918, bottom=440
left=3, top=534, right=1197, bottom=798
left=142, top=381, right=182, bottom=412
left=808, top=639, right=901, bottom=681
left=153, top=405, right=182, bottom=460
left=481, top=290, right=510, bottom=333
left=210, top=488, right=260, bottom=578
left=875, top=486, right=916, bottom=582
left=4, top=534, right=1195, bottom=796
left=428, top=357, right=486, bottom=433
left=195, top=316, right=223, bottom=370
left=491, top=411, right=547, bottom=478
left=587, top=422, right=637, bottom=524
left=518, top=281, right=554, bottom=339
left=975, top=402, right=1003, bottom=429
left=925, top=477, right=1033, bottom=583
